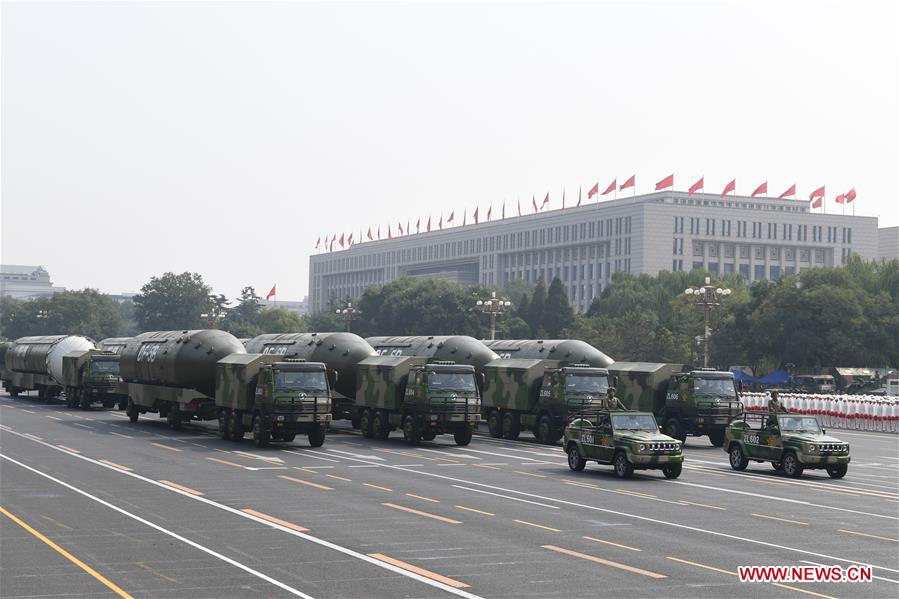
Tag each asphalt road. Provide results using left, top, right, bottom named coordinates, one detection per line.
left=1, top=392, right=897, bottom=599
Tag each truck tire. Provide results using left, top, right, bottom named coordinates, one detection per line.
left=218, top=409, right=232, bottom=440
left=536, top=415, right=554, bottom=445
left=360, top=409, right=374, bottom=438
left=9, top=388, right=19, bottom=398
left=373, top=411, right=390, bottom=440
left=663, top=418, right=686, bottom=443
left=80, top=392, right=92, bottom=410
left=662, top=463, right=682, bottom=479
left=613, top=451, right=634, bottom=479
left=229, top=410, right=245, bottom=441
left=351, top=416, right=361, bottom=429
left=102, top=399, right=116, bottom=409
left=567, top=444, right=586, bottom=471
left=65, top=388, right=76, bottom=408
left=728, top=444, right=748, bottom=470
left=421, top=429, right=437, bottom=442
left=126, top=398, right=140, bottom=423
left=402, top=415, right=421, bottom=445
left=118, top=398, right=128, bottom=411
left=502, top=412, right=520, bottom=441
left=453, top=427, right=472, bottom=446
left=782, top=452, right=804, bottom=478
left=166, top=404, right=182, bottom=430
left=708, top=429, right=725, bottom=447
left=487, top=411, right=503, bottom=438
left=308, top=427, right=325, bottom=448
left=281, top=433, right=297, bottom=443
left=826, top=464, right=848, bottom=479
left=252, top=414, right=270, bottom=448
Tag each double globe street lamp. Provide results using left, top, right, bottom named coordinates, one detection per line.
left=475, top=292, right=512, bottom=341
left=684, top=277, right=732, bottom=368
left=336, top=302, right=361, bottom=333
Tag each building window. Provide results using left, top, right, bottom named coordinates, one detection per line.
left=755, top=264, right=766, bottom=281
left=770, top=266, right=781, bottom=279
left=800, top=249, right=810, bottom=262
left=739, top=264, right=750, bottom=279
left=692, top=261, right=705, bottom=271
left=693, top=241, right=704, bottom=256
left=755, top=247, right=765, bottom=259
left=770, top=247, right=780, bottom=260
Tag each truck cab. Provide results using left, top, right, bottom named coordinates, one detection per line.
left=252, top=360, right=332, bottom=446
left=62, top=350, right=128, bottom=410
left=663, top=369, right=742, bottom=446
left=535, top=365, right=610, bottom=443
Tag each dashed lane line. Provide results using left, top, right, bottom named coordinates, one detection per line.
left=543, top=545, right=666, bottom=579
left=99, top=460, right=133, bottom=472
left=838, top=529, right=899, bottom=543
left=451, top=485, right=560, bottom=509
left=406, top=493, right=440, bottom=503
left=56, top=445, right=80, bottom=454
left=514, top=520, right=560, bottom=532
left=666, top=556, right=838, bottom=599
left=363, top=483, right=393, bottom=491
left=382, top=503, right=462, bottom=525
left=241, top=509, right=309, bottom=533
left=582, top=536, right=641, bottom=552
left=150, top=443, right=182, bottom=452
left=159, top=480, right=204, bottom=496
left=369, top=553, right=469, bottom=589
left=454, top=505, right=494, bottom=517
left=751, top=513, right=809, bottom=526
left=206, top=457, right=249, bottom=470
left=278, top=475, right=333, bottom=491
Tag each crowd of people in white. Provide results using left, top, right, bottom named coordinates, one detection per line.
left=740, top=392, right=899, bottom=433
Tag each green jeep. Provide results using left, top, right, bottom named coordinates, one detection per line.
left=724, top=412, right=850, bottom=478
left=563, top=410, right=684, bottom=479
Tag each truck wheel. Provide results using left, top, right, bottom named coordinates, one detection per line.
left=487, top=411, right=503, bottom=438
left=708, top=429, right=725, bottom=447
left=308, top=427, right=325, bottom=448
left=281, top=433, right=297, bottom=443
left=826, top=464, right=848, bottom=479
left=567, top=444, right=586, bottom=472
left=402, top=415, right=421, bottom=445
left=782, top=452, right=804, bottom=478
left=613, top=451, right=634, bottom=479
left=9, top=389, right=19, bottom=398
left=126, top=398, right=139, bottom=423
left=453, top=427, right=472, bottom=446
left=662, top=463, right=682, bottom=479
left=218, top=409, right=232, bottom=440
left=166, top=405, right=182, bottom=430
left=350, top=416, right=361, bottom=430
left=728, top=444, right=748, bottom=470
left=229, top=410, right=245, bottom=441
left=536, top=415, right=555, bottom=445
left=360, top=410, right=374, bottom=438
left=373, top=411, right=390, bottom=440
left=663, top=418, right=686, bottom=443
left=117, top=399, right=127, bottom=411
left=421, top=430, right=437, bottom=442
left=252, top=415, right=270, bottom=448
left=80, top=392, right=93, bottom=410
left=502, top=412, right=520, bottom=441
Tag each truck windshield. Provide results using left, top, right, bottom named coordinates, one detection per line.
left=566, top=374, right=609, bottom=394
left=275, top=371, right=327, bottom=392
left=611, top=414, right=658, bottom=432
left=428, top=372, right=476, bottom=392
left=778, top=415, right=822, bottom=433
left=694, top=378, right=736, bottom=397
left=90, top=361, right=119, bottom=375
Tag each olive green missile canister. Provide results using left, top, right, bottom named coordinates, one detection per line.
left=7, top=335, right=99, bottom=383
left=120, top=330, right=245, bottom=397
left=244, top=332, right=376, bottom=399
left=98, top=337, right=133, bottom=355
left=484, top=339, right=614, bottom=368
left=366, top=336, right=499, bottom=370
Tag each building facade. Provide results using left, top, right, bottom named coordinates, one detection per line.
left=878, top=226, right=899, bottom=262
left=0, top=265, right=66, bottom=300
left=309, top=191, right=881, bottom=313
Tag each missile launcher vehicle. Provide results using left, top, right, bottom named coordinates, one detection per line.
left=3, top=335, right=98, bottom=399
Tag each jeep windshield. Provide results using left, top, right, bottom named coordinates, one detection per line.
left=428, top=372, right=477, bottom=392
left=778, top=415, right=822, bottom=433
left=90, top=360, right=119, bottom=375
left=566, top=374, right=609, bottom=394
left=694, top=377, right=736, bottom=397
left=275, top=371, right=328, bottom=392
left=611, top=414, right=658, bottom=432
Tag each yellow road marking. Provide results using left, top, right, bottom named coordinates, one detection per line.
left=615, top=489, right=657, bottom=498
left=108, top=432, right=133, bottom=439
left=474, top=464, right=501, bottom=470
left=241, top=508, right=309, bottom=532
left=406, top=493, right=440, bottom=503
left=150, top=443, right=181, bottom=452
left=56, top=445, right=80, bottom=454
left=293, top=466, right=320, bottom=474
left=513, top=470, right=546, bottom=478
left=680, top=501, right=725, bottom=511
left=206, top=457, right=248, bottom=469
left=0, top=505, right=133, bottom=598
left=514, top=520, right=560, bottom=532
left=158, top=480, right=203, bottom=496
left=325, top=474, right=352, bottom=482
left=838, top=529, right=899, bottom=543
left=99, top=460, right=133, bottom=472
left=381, top=503, right=461, bottom=524
left=583, top=536, right=641, bottom=552
left=770, top=583, right=838, bottom=598
left=564, top=480, right=599, bottom=489
left=543, top=545, right=666, bottom=578
left=363, top=483, right=393, bottom=492
left=46, top=415, right=62, bottom=421
left=454, top=505, right=494, bottom=516
left=368, top=553, right=469, bottom=589
left=278, top=475, right=333, bottom=491
left=667, top=557, right=836, bottom=599
left=751, top=513, right=808, bottom=526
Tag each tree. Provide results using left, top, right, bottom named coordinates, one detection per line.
left=256, top=308, right=307, bottom=334
left=543, top=277, right=574, bottom=337
left=222, top=286, right=263, bottom=337
left=0, top=290, right=123, bottom=341
left=528, top=279, right=547, bottom=336
left=133, top=272, right=215, bottom=331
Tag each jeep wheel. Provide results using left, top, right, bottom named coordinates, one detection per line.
left=613, top=451, right=634, bottom=479
left=218, top=409, right=232, bottom=440
left=536, top=415, right=554, bottom=445
left=373, top=411, right=390, bottom=440
left=126, top=398, right=139, bottom=423
left=708, top=429, right=725, bottom=447
left=453, top=427, right=472, bottom=446
left=826, top=464, right=848, bottom=479
left=728, top=444, right=748, bottom=470
left=360, top=410, right=374, bottom=438
left=567, top=444, right=586, bottom=472
left=662, top=463, right=682, bottom=479
left=308, top=427, right=325, bottom=448
left=402, top=415, right=421, bottom=445
left=782, top=452, right=804, bottom=478
left=252, top=415, right=270, bottom=448
left=487, top=411, right=503, bottom=438
left=502, top=412, right=520, bottom=441
left=663, top=418, right=686, bottom=443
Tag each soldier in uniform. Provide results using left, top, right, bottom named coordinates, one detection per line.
left=605, top=387, right=626, bottom=410
left=768, top=390, right=787, bottom=413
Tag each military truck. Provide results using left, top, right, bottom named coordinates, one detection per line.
left=61, top=350, right=129, bottom=410
left=482, top=360, right=611, bottom=443
left=122, top=330, right=332, bottom=446
left=356, top=356, right=480, bottom=445
left=3, top=335, right=98, bottom=399
left=611, top=363, right=742, bottom=446
left=724, top=411, right=850, bottom=478
left=563, top=409, right=684, bottom=478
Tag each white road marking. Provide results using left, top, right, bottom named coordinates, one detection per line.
left=325, top=449, right=385, bottom=461
left=451, top=485, right=560, bottom=509
left=450, top=447, right=546, bottom=462
left=282, top=450, right=340, bottom=463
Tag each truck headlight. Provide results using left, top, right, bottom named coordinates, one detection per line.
left=316, top=397, right=329, bottom=405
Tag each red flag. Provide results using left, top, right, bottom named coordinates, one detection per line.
left=398, top=222, right=404, bottom=235
left=266, top=285, right=276, bottom=301
left=426, top=217, right=431, bottom=232
left=338, top=233, right=345, bottom=248
left=751, top=181, right=768, bottom=197
left=438, top=215, right=443, bottom=230
left=447, top=210, right=455, bottom=224
left=809, top=186, right=825, bottom=200
left=811, top=196, right=823, bottom=209
left=367, top=227, right=373, bottom=241
left=329, top=235, right=335, bottom=252
left=541, top=192, right=549, bottom=208
left=473, top=207, right=479, bottom=224
left=532, top=195, right=538, bottom=213
left=487, top=205, right=492, bottom=220
left=348, top=233, right=354, bottom=245
left=778, top=184, right=796, bottom=199
left=588, top=182, right=600, bottom=198
left=688, top=176, right=704, bottom=195
left=577, top=186, right=582, bottom=206
left=377, top=226, right=381, bottom=240
left=619, top=175, right=635, bottom=190
left=835, top=194, right=846, bottom=204
left=388, top=225, right=392, bottom=239
left=721, top=179, right=736, bottom=197
left=314, top=236, right=321, bottom=249
left=602, top=179, right=617, bottom=196
left=416, top=218, right=420, bottom=234
left=655, top=174, right=674, bottom=190
left=845, top=187, right=857, bottom=203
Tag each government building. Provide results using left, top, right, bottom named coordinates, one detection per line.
left=309, top=191, right=890, bottom=314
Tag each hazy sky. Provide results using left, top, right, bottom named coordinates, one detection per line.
left=2, top=1, right=897, bottom=302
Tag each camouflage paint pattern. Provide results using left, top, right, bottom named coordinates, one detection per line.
left=725, top=412, right=851, bottom=468
left=564, top=411, right=683, bottom=469
left=610, top=362, right=685, bottom=413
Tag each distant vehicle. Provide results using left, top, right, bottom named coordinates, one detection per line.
left=792, top=374, right=835, bottom=394
left=887, top=373, right=899, bottom=397
left=829, top=367, right=878, bottom=394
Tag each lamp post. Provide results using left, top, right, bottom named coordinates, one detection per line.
left=683, top=277, right=732, bottom=368
left=336, top=302, right=360, bottom=333
left=475, top=291, right=512, bottom=341
left=36, top=309, right=49, bottom=334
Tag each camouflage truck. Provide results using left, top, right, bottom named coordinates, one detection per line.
left=724, top=411, right=850, bottom=478
left=611, top=363, right=742, bottom=446
left=356, top=356, right=480, bottom=446
left=482, top=359, right=611, bottom=444
left=61, top=350, right=129, bottom=410
left=215, top=355, right=331, bottom=448
left=563, top=409, right=684, bottom=478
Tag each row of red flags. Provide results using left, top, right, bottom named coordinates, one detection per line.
left=315, top=176, right=858, bottom=251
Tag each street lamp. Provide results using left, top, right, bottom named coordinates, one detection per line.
left=36, top=309, right=49, bottom=334
left=683, top=277, right=732, bottom=368
left=336, top=302, right=360, bottom=332
left=475, top=291, right=512, bottom=341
